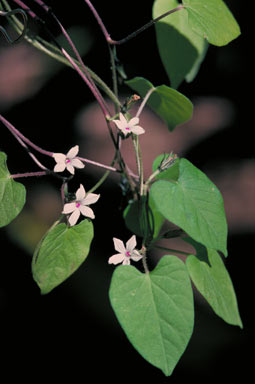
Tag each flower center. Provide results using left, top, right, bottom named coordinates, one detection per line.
left=125, top=126, right=130, bottom=131
left=66, top=159, right=71, bottom=163
left=76, top=202, right=81, bottom=208
left=125, top=251, right=131, bottom=257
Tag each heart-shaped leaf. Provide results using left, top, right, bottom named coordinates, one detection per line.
left=0, top=152, right=26, bottom=228
left=126, top=77, right=193, bottom=130
left=150, top=158, right=228, bottom=255
left=32, top=219, right=94, bottom=294
left=153, top=0, right=208, bottom=88
left=183, top=0, right=241, bottom=46
left=109, top=255, right=194, bottom=376
left=185, top=238, right=243, bottom=327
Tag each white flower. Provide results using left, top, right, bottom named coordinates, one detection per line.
left=113, top=113, right=145, bottom=136
left=62, top=184, right=100, bottom=226
left=108, top=235, right=143, bottom=265
left=53, top=145, right=84, bottom=175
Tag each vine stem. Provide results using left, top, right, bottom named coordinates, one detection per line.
left=1, top=0, right=121, bottom=109
left=0, top=114, right=118, bottom=172
left=10, top=171, right=47, bottom=178
left=139, top=245, right=149, bottom=274
left=0, top=114, right=53, bottom=157
left=132, top=88, right=155, bottom=197
left=136, top=88, right=155, bottom=118
left=132, top=135, right=144, bottom=196
left=10, top=0, right=111, bottom=119
left=49, top=11, right=111, bottom=118
left=61, top=48, right=110, bottom=118
left=83, top=0, right=184, bottom=45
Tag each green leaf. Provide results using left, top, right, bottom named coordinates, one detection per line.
left=109, top=255, right=194, bottom=376
left=153, top=0, right=208, bottom=88
left=185, top=238, right=243, bottom=328
left=0, top=152, right=26, bottom=228
left=32, top=219, right=94, bottom=294
left=183, top=0, right=241, bottom=46
left=126, top=77, right=193, bottom=131
left=152, top=153, right=180, bottom=181
left=123, top=195, right=164, bottom=241
left=150, top=158, right=228, bottom=255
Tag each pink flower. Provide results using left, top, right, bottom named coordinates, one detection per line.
left=53, top=145, right=84, bottom=175
left=113, top=113, right=145, bottom=136
left=108, top=235, right=143, bottom=265
left=62, top=184, right=100, bottom=226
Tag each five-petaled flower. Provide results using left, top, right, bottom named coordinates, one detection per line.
left=113, top=113, right=145, bottom=136
left=62, top=184, right=100, bottom=226
left=108, top=235, right=143, bottom=265
left=53, top=145, right=84, bottom=175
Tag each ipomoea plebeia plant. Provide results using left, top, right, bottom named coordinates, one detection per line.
left=0, top=0, right=242, bottom=377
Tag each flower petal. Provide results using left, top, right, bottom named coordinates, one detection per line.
left=122, top=257, right=131, bottom=265
left=71, top=158, right=85, bottom=169
left=126, top=235, right=137, bottom=252
left=131, top=126, right=145, bottom=135
left=66, top=164, right=75, bottom=175
left=108, top=253, right=125, bottom=265
left=54, top=163, right=66, bottom=173
left=113, top=119, right=124, bottom=131
left=79, top=205, right=95, bottom=219
left=76, top=184, right=86, bottom=200
left=53, top=153, right=66, bottom=163
left=113, top=238, right=126, bottom=254
left=68, top=209, right=80, bottom=226
left=119, top=113, right=127, bottom=124
left=83, top=193, right=100, bottom=205
left=131, top=254, right=143, bottom=262
left=128, top=116, right=139, bottom=127
left=62, top=202, right=76, bottom=214
left=67, top=145, right=79, bottom=159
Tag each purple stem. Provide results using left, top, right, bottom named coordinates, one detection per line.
left=77, top=156, right=117, bottom=172
left=0, top=114, right=53, bottom=157
left=1, top=114, right=117, bottom=172
left=10, top=171, right=47, bottom=178
left=83, top=0, right=112, bottom=43
left=15, top=0, right=110, bottom=118
left=33, top=0, right=50, bottom=12
left=12, top=0, right=36, bottom=18
left=61, top=48, right=110, bottom=117
left=83, top=0, right=184, bottom=45
left=51, top=14, right=110, bottom=117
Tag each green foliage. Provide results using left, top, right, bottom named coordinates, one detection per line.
left=126, top=77, right=193, bottom=130
left=0, top=152, right=26, bottom=228
left=183, top=0, right=241, bottom=46
left=153, top=0, right=240, bottom=88
left=152, top=153, right=180, bottom=181
left=32, top=219, right=94, bottom=294
left=150, top=158, right=228, bottom=256
left=123, top=195, right=165, bottom=242
left=185, top=238, right=243, bottom=327
left=0, top=0, right=242, bottom=377
left=153, top=0, right=208, bottom=88
left=109, top=255, right=194, bottom=376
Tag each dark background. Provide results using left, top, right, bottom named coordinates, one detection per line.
left=0, top=0, right=253, bottom=381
